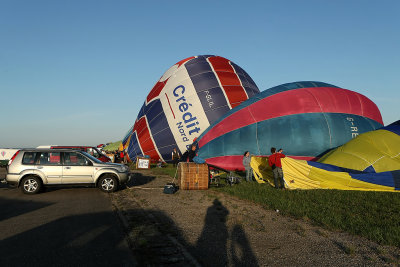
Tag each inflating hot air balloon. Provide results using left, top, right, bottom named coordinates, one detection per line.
left=122, top=55, right=260, bottom=162
left=197, top=81, right=384, bottom=170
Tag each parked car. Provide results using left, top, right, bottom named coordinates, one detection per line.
left=50, top=146, right=111, bottom=162
left=0, top=148, right=20, bottom=166
left=6, top=149, right=131, bottom=194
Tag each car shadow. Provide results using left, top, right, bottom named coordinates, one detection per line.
left=126, top=172, right=156, bottom=187
left=0, top=211, right=135, bottom=266
left=0, top=196, right=55, bottom=221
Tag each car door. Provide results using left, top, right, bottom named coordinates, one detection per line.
left=35, top=151, right=62, bottom=184
left=62, top=152, right=94, bottom=184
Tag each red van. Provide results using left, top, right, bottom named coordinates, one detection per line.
left=50, top=146, right=111, bottom=162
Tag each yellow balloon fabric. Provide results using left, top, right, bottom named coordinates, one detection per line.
left=318, top=129, right=400, bottom=172
left=250, top=156, right=398, bottom=192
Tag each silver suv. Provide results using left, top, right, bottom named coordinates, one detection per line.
left=6, top=149, right=131, bottom=194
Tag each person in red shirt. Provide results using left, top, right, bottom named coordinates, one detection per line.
left=268, top=147, right=286, bottom=189
left=120, top=151, right=124, bottom=164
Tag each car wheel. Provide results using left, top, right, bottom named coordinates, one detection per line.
left=98, top=175, right=118, bottom=193
left=21, top=176, right=42, bottom=194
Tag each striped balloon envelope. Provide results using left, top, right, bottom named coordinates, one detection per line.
left=122, top=55, right=260, bottom=162
left=197, top=81, right=384, bottom=171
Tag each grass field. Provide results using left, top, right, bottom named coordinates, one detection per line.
left=216, top=181, right=400, bottom=247
left=136, top=163, right=400, bottom=247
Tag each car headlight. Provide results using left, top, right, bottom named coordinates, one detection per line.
left=117, top=165, right=128, bottom=172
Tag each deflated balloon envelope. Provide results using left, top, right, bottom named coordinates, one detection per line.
left=122, top=55, right=260, bottom=162
left=197, top=81, right=384, bottom=170
left=318, top=120, right=400, bottom=172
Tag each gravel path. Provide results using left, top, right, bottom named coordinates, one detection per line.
left=111, top=169, right=400, bottom=266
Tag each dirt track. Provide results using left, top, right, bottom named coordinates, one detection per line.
left=111, top=169, right=400, bottom=266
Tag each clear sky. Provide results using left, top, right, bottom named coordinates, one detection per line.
left=1, top=0, right=399, bottom=148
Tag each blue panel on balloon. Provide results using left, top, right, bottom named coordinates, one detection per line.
left=152, top=127, right=176, bottom=153
left=144, top=100, right=163, bottom=122
left=350, top=172, right=395, bottom=188
left=204, top=105, right=231, bottom=124
left=186, top=61, right=212, bottom=76
left=190, top=72, right=220, bottom=92
left=148, top=114, right=170, bottom=137
left=197, top=86, right=230, bottom=113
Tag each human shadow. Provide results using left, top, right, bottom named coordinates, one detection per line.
left=0, top=194, right=259, bottom=266
left=195, top=198, right=230, bottom=266
left=230, top=224, right=259, bottom=266
left=123, top=202, right=258, bottom=266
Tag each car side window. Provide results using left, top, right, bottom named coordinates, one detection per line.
left=22, top=152, right=37, bottom=165
left=38, top=152, right=61, bottom=165
left=92, top=149, right=100, bottom=158
left=63, top=152, right=90, bottom=166
left=86, top=148, right=99, bottom=158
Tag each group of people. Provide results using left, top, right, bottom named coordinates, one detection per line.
left=171, top=144, right=197, bottom=166
left=112, top=150, right=127, bottom=164
left=175, top=144, right=286, bottom=189
left=242, top=147, right=286, bottom=189
left=133, top=144, right=285, bottom=189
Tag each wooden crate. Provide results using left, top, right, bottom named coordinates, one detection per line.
left=178, top=162, right=209, bottom=190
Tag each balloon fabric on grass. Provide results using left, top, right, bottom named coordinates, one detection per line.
left=251, top=121, right=400, bottom=192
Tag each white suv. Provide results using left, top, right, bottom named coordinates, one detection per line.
left=6, top=149, right=131, bottom=194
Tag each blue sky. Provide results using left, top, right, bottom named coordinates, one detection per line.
left=1, top=0, right=399, bottom=148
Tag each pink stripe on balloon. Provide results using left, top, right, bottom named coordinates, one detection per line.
left=199, top=87, right=383, bottom=147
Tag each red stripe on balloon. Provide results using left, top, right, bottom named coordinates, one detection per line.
left=199, top=87, right=383, bottom=147
left=133, top=117, right=160, bottom=160
left=208, top=56, right=248, bottom=108
left=146, top=79, right=168, bottom=104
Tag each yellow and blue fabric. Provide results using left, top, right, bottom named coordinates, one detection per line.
left=250, top=121, right=400, bottom=192
left=318, top=120, right=400, bottom=173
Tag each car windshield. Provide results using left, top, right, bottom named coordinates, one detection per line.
left=81, top=151, right=103, bottom=163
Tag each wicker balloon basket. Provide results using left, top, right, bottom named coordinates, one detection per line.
left=178, top=162, right=209, bottom=190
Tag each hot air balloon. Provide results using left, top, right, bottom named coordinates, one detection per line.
left=122, top=55, right=260, bottom=162
left=197, top=81, right=384, bottom=170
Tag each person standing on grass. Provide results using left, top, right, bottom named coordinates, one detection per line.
left=268, top=147, right=286, bottom=189
left=242, top=151, right=253, bottom=182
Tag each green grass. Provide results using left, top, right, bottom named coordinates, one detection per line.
left=149, top=164, right=179, bottom=178
left=214, top=182, right=400, bottom=247
left=130, top=163, right=179, bottom=179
